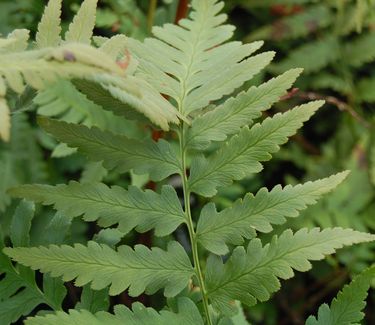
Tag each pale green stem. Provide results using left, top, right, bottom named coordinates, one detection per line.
left=179, top=125, right=213, bottom=325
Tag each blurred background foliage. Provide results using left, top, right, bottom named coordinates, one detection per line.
left=0, top=0, right=374, bottom=324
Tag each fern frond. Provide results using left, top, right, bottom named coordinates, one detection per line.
left=128, top=0, right=273, bottom=115
left=99, top=34, right=128, bottom=59
left=34, top=80, right=106, bottom=124
left=0, top=113, right=47, bottom=211
left=36, top=0, right=62, bottom=48
left=9, top=182, right=186, bottom=236
left=197, top=172, right=349, bottom=254
left=34, top=79, right=143, bottom=157
left=0, top=201, right=66, bottom=324
left=206, top=228, right=375, bottom=315
left=0, top=44, right=122, bottom=95
left=38, top=117, right=181, bottom=180
left=0, top=289, right=44, bottom=325
left=271, top=37, right=340, bottom=74
left=65, top=0, right=98, bottom=44
left=246, top=5, right=332, bottom=42
left=188, top=101, right=324, bottom=197
left=357, top=77, right=375, bottom=102
left=1, top=29, right=30, bottom=53
left=4, top=241, right=194, bottom=296
left=306, top=266, right=375, bottom=325
left=25, top=298, right=203, bottom=325
left=89, top=74, right=184, bottom=129
left=345, top=32, right=375, bottom=67
left=185, top=68, right=302, bottom=150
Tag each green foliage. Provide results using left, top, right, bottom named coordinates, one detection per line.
left=4, top=241, right=194, bottom=296
left=306, top=266, right=375, bottom=324
left=9, top=182, right=186, bottom=236
left=188, top=101, right=323, bottom=197
left=0, top=200, right=66, bottom=324
left=38, top=117, right=181, bottom=180
left=197, top=171, right=349, bottom=254
left=24, top=297, right=204, bottom=325
left=206, top=228, right=374, bottom=315
left=1, top=0, right=374, bottom=324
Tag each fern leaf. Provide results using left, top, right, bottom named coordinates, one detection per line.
left=25, top=298, right=203, bottom=325
left=345, top=32, right=375, bottom=67
left=206, top=228, right=375, bottom=315
left=9, top=182, right=186, bottom=236
left=34, top=79, right=139, bottom=157
left=4, top=241, right=194, bottom=297
left=38, top=117, right=181, bottom=180
left=10, top=200, right=35, bottom=247
left=271, top=37, right=340, bottom=74
left=357, top=77, right=375, bottom=103
left=129, top=0, right=273, bottom=115
left=74, top=79, right=146, bottom=122
left=245, top=5, right=332, bottom=42
left=36, top=0, right=62, bottom=48
left=0, top=113, right=47, bottom=211
left=189, top=101, right=324, bottom=197
left=197, top=171, right=349, bottom=254
left=0, top=289, right=44, bottom=325
left=3, top=29, right=30, bottom=53
left=99, top=35, right=128, bottom=60
left=185, top=68, right=303, bottom=150
left=65, top=0, right=98, bottom=44
left=306, top=266, right=375, bottom=325
left=0, top=45, right=123, bottom=95
left=89, top=74, right=184, bottom=130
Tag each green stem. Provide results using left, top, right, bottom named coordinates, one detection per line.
left=147, top=0, right=158, bottom=33
left=179, top=125, right=213, bottom=325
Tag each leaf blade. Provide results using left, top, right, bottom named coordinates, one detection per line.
left=189, top=101, right=324, bottom=197
left=9, top=182, right=186, bottom=236
left=197, top=171, right=349, bottom=254
left=206, top=228, right=375, bottom=315
left=4, top=241, right=194, bottom=297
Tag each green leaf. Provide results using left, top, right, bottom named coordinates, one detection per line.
left=0, top=289, right=44, bottom=325
left=76, top=285, right=109, bottom=313
left=9, top=182, right=186, bottom=236
left=271, top=37, right=340, bottom=74
left=197, top=171, right=349, bottom=254
left=36, top=0, right=62, bottom=48
left=25, top=297, right=203, bottom=325
left=65, top=0, right=98, bottom=44
left=185, top=68, right=303, bottom=150
left=89, top=74, right=184, bottom=130
left=189, top=101, right=324, bottom=197
left=206, top=228, right=375, bottom=315
left=306, top=266, right=375, bottom=325
left=4, top=241, right=194, bottom=297
left=357, top=77, right=375, bottom=103
left=345, top=33, right=375, bottom=67
left=10, top=199, right=35, bottom=247
left=43, top=275, right=67, bottom=310
left=38, top=117, right=181, bottom=181
left=245, top=5, right=332, bottom=42
left=129, top=0, right=273, bottom=115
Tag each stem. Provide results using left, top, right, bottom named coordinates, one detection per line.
left=179, top=125, right=213, bottom=325
left=147, top=0, right=158, bottom=33
left=175, top=0, right=189, bottom=24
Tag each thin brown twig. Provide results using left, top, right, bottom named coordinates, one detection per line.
left=280, top=88, right=370, bottom=128
left=175, top=0, right=189, bottom=24
left=297, top=91, right=370, bottom=128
